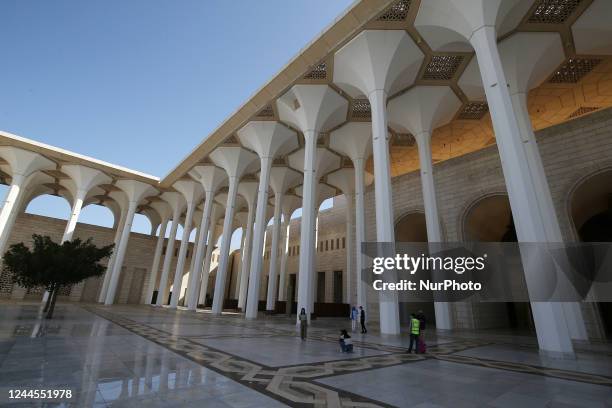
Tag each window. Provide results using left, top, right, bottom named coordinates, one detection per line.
left=325, top=240, right=329, bottom=251
left=342, top=237, right=345, bottom=249
left=331, top=239, right=334, bottom=250
left=336, top=238, right=339, bottom=250
left=297, top=245, right=300, bottom=255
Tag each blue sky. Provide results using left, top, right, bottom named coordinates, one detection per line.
left=0, top=0, right=349, bottom=241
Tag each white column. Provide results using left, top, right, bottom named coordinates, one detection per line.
left=512, top=92, right=587, bottom=341
left=187, top=197, right=214, bottom=310
left=277, top=214, right=291, bottom=302
left=169, top=203, right=195, bottom=308
left=471, top=26, right=573, bottom=355
left=354, top=158, right=367, bottom=309
left=296, top=131, right=318, bottom=322
left=369, top=88, right=400, bottom=334
left=345, top=193, right=354, bottom=305
left=415, top=131, right=452, bottom=330
left=98, top=209, right=127, bottom=303
left=238, top=205, right=255, bottom=310
left=266, top=193, right=283, bottom=311
left=145, top=218, right=169, bottom=305
left=234, top=232, right=247, bottom=299
left=212, top=177, right=239, bottom=314
left=105, top=201, right=137, bottom=305
left=156, top=216, right=180, bottom=306
left=199, top=228, right=218, bottom=306
left=245, top=156, right=272, bottom=319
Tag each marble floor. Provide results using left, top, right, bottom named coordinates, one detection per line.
left=0, top=302, right=610, bottom=407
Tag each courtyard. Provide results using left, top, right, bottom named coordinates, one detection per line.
left=1, top=302, right=611, bottom=407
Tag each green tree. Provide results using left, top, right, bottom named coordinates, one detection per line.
left=3, top=235, right=113, bottom=318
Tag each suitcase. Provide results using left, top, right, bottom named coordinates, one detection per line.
left=418, top=339, right=427, bottom=354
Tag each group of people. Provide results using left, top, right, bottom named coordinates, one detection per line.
left=298, top=306, right=427, bottom=355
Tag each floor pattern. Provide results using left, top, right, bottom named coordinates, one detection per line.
left=84, top=305, right=612, bottom=407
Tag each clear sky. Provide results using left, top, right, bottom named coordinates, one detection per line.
left=0, top=0, right=350, bottom=241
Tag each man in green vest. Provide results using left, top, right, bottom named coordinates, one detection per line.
left=408, top=313, right=420, bottom=353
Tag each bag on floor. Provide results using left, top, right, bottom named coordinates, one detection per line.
left=418, top=339, right=426, bottom=353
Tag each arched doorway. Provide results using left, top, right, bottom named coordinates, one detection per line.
left=463, top=194, right=534, bottom=332
left=570, top=169, right=612, bottom=338
left=395, top=212, right=436, bottom=327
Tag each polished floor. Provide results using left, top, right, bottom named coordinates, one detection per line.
left=0, top=302, right=611, bottom=407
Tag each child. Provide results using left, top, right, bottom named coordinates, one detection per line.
left=339, top=329, right=353, bottom=353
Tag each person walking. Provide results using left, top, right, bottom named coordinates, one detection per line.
left=359, top=306, right=367, bottom=334
left=299, top=308, right=308, bottom=340
left=350, top=306, right=358, bottom=332
left=408, top=313, right=420, bottom=353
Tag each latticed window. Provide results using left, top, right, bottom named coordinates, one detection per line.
left=377, top=0, right=411, bottom=22
left=423, top=55, right=464, bottom=81
left=458, top=102, right=489, bottom=120
left=527, top=0, right=583, bottom=24
left=549, top=58, right=601, bottom=83
left=304, top=62, right=327, bottom=80
left=351, top=100, right=371, bottom=120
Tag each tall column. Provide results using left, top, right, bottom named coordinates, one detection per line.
left=199, top=205, right=223, bottom=306
left=388, top=86, right=462, bottom=330
left=212, top=178, right=239, bottom=314
left=145, top=216, right=169, bottom=304
left=354, top=158, right=367, bottom=309
left=344, top=193, right=354, bottom=304
left=245, top=156, right=272, bottom=318
left=297, top=133, right=317, bottom=321
left=370, top=88, right=400, bottom=334
left=330, top=123, right=373, bottom=310
left=209, top=146, right=257, bottom=314
left=470, top=25, right=574, bottom=355
left=497, top=32, right=588, bottom=341
left=98, top=205, right=127, bottom=303
left=277, top=85, right=347, bottom=322
left=199, top=225, right=220, bottom=306
left=104, top=181, right=156, bottom=305
left=277, top=213, right=291, bottom=302
left=266, top=192, right=283, bottom=311
left=186, top=165, right=226, bottom=310
left=170, top=181, right=202, bottom=308
left=238, top=204, right=254, bottom=310
left=235, top=179, right=258, bottom=311
left=156, top=193, right=185, bottom=306
left=234, top=232, right=246, bottom=300
left=334, top=30, right=423, bottom=334
left=237, top=121, right=298, bottom=320
left=186, top=198, right=213, bottom=310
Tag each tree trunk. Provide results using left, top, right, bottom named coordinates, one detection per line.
left=43, top=286, right=53, bottom=313
left=46, top=285, right=59, bottom=319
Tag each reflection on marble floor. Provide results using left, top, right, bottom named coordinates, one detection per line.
left=0, top=302, right=610, bottom=407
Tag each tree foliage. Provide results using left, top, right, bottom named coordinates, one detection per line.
left=3, top=235, right=113, bottom=318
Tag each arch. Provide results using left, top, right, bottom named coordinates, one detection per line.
left=567, top=167, right=612, bottom=338
left=460, top=192, right=535, bottom=332
left=24, top=193, right=72, bottom=221
left=79, top=203, right=115, bottom=228
left=394, top=210, right=428, bottom=243
left=565, top=165, right=612, bottom=241
left=459, top=191, right=511, bottom=242
left=131, top=213, right=152, bottom=235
